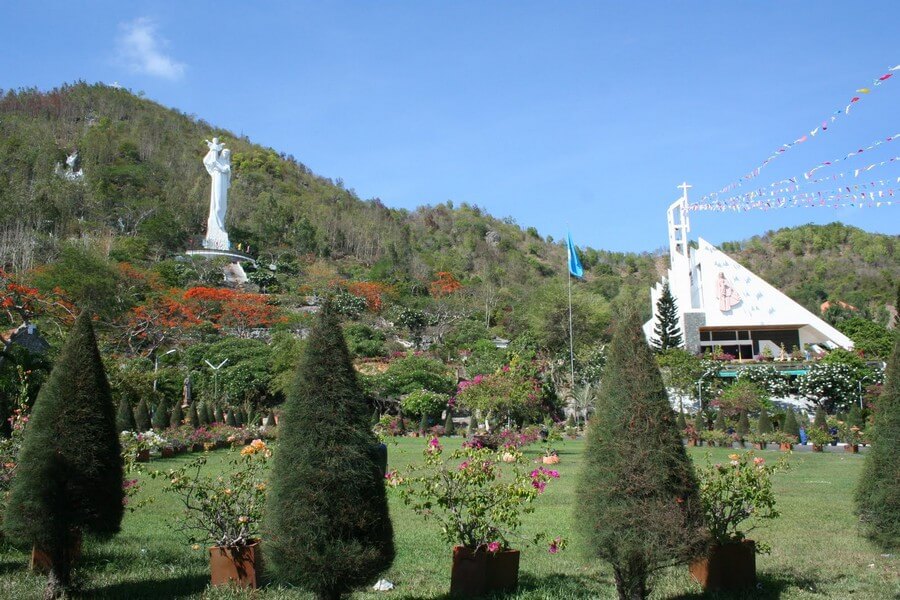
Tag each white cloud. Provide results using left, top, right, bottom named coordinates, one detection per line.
left=116, top=17, right=186, bottom=80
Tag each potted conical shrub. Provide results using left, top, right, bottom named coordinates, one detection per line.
left=264, top=302, right=395, bottom=599
left=3, top=312, right=124, bottom=598
left=576, top=309, right=707, bottom=600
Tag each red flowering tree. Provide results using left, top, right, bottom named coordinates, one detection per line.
left=429, top=271, right=462, bottom=298
left=183, top=287, right=284, bottom=338
left=122, top=295, right=202, bottom=355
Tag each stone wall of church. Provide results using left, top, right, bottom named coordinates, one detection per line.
left=683, top=311, right=706, bottom=354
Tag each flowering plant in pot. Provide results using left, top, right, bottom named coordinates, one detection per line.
left=748, top=431, right=772, bottom=450
left=692, top=451, right=788, bottom=591
left=806, top=427, right=831, bottom=451
left=840, top=424, right=864, bottom=453
left=771, top=431, right=798, bottom=451
left=152, top=439, right=271, bottom=588
left=387, top=438, right=565, bottom=597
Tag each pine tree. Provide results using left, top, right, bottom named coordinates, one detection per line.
left=198, top=403, right=210, bottom=426
left=151, top=398, right=169, bottom=430
left=264, top=303, right=394, bottom=599
left=650, top=281, right=683, bottom=352
left=205, top=403, right=215, bottom=425
left=188, top=401, right=200, bottom=428
left=757, top=407, right=773, bottom=434
left=675, top=411, right=687, bottom=432
left=856, top=333, right=900, bottom=550
left=134, top=397, right=151, bottom=432
left=714, top=410, right=727, bottom=432
left=4, top=312, right=124, bottom=597
left=576, top=309, right=706, bottom=600
left=226, top=410, right=237, bottom=427
left=170, top=402, right=184, bottom=428
left=847, top=404, right=865, bottom=429
left=737, top=411, right=750, bottom=436
left=116, top=397, right=136, bottom=433
left=814, top=406, right=828, bottom=430
left=214, top=407, right=224, bottom=424
left=783, top=409, right=800, bottom=438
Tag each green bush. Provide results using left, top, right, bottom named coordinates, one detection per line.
left=783, top=409, right=800, bottom=438
left=264, top=304, right=394, bottom=598
left=151, top=398, right=169, bottom=430
left=576, top=310, right=706, bottom=600
left=188, top=401, right=200, bottom=428
left=116, top=396, right=136, bottom=433
left=757, top=407, right=773, bottom=434
left=737, top=411, right=750, bottom=436
left=3, top=312, right=124, bottom=597
left=134, top=398, right=151, bottom=432
left=855, top=334, right=900, bottom=550
left=170, top=401, right=184, bottom=428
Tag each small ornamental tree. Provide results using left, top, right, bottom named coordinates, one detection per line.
left=205, top=403, right=215, bottom=425
left=813, top=406, right=828, bottom=431
left=650, top=281, right=683, bottom=352
left=226, top=410, right=237, bottom=427
left=714, top=410, right=727, bottom=432
left=265, top=303, right=394, bottom=599
left=856, top=333, right=900, bottom=550
left=444, top=410, right=456, bottom=435
left=676, top=411, right=687, bottom=432
left=3, top=312, right=124, bottom=598
left=757, top=407, right=773, bottom=434
left=783, top=409, right=800, bottom=438
left=116, top=396, right=136, bottom=433
left=134, top=397, right=151, bottom=432
left=188, top=401, right=200, bottom=428
left=151, top=398, right=169, bottom=430
left=170, top=402, right=184, bottom=428
left=214, top=407, right=224, bottom=424
left=576, top=309, right=706, bottom=600
left=198, top=403, right=210, bottom=426
left=737, top=411, right=750, bottom=436
left=847, top=404, right=865, bottom=429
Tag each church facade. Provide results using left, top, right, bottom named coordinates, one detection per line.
left=643, top=192, right=853, bottom=358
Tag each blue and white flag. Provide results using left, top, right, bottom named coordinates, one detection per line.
left=566, top=231, right=584, bottom=278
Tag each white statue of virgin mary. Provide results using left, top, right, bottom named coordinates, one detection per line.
left=202, top=138, right=231, bottom=250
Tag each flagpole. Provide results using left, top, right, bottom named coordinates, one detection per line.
left=567, top=244, right=575, bottom=393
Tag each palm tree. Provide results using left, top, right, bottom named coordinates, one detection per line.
left=572, top=383, right=598, bottom=426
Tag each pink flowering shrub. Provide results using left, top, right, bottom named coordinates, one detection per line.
left=388, top=439, right=565, bottom=553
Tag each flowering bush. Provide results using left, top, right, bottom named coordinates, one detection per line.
left=696, top=452, right=788, bottom=552
left=455, top=357, right=547, bottom=423
left=152, top=439, right=271, bottom=547
left=840, top=424, right=864, bottom=445
left=388, top=438, right=564, bottom=553
left=401, top=388, right=449, bottom=419
left=798, top=363, right=862, bottom=412
left=120, top=430, right=168, bottom=456
left=806, top=427, right=832, bottom=447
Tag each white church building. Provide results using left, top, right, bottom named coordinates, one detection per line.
left=643, top=187, right=853, bottom=358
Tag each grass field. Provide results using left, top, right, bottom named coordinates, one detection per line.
left=1, top=438, right=896, bottom=599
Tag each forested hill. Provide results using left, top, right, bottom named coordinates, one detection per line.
left=0, top=83, right=896, bottom=341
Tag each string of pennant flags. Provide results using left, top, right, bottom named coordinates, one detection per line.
left=700, top=64, right=900, bottom=203
left=689, top=186, right=899, bottom=212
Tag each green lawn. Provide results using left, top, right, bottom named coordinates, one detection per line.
left=1, top=438, right=896, bottom=599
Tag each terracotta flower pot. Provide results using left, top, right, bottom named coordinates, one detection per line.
left=779, top=443, right=793, bottom=452
left=542, top=455, right=560, bottom=465
left=689, top=540, right=756, bottom=592
left=31, top=530, right=82, bottom=574
left=450, top=546, right=520, bottom=597
left=687, top=438, right=698, bottom=447
left=209, top=541, right=261, bottom=588
left=161, top=447, right=175, bottom=459
left=135, top=449, right=151, bottom=463
left=812, top=444, right=824, bottom=452
left=845, top=444, right=859, bottom=454
left=754, top=442, right=767, bottom=450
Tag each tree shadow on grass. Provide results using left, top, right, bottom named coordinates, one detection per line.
left=670, top=571, right=824, bottom=599
left=75, top=574, right=209, bottom=599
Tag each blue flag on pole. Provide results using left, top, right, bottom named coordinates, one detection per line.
left=566, top=231, right=583, bottom=278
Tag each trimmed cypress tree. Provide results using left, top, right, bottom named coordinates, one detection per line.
left=134, top=397, right=151, bottom=432
left=188, top=401, right=201, bottom=428
left=847, top=404, right=865, bottom=429
left=198, top=402, right=210, bottom=426
left=737, top=410, right=750, bottom=436
left=4, top=312, right=124, bottom=597
left=576, top=310, right=706, bottom=600
left=856, top=333, right=900, bottom=550
left=151, top=398, right=169, bottom=430
left=205, top=403, right=215, bottom=425
left=714, top=410, right=727, bottom=432
left=814, top=406, right=828, bottom=431
left=783, top=409, right=800, bottom=438
left=444, top=410, right=456, bottom=435
left=757, top=407, right=773, bottom=434
left=116, top=397, right=136, bottom=432
left=226, top=410, right=237, bottom=427
left=264, top=303, right=394, bottom=599
left=650, top=281, right=683, bottom=352
left=169, top=402, right=184, bottom=428
left=214, top=406, right=224, bottom=424
left=675, top=411, right=687, bottom=432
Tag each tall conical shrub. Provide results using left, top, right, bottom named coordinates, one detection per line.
left=814, top=406, right=828, bottom=430
left=4, top=312, right=124, bottom=597
left=714, top=410, right=727, bottom=432
left=676, top=411, right=687, bottom=432
left=205, top=403, right=215, bottom=425
left=757, top=407, right=772, bottom=434
left=226, top=410, right=237, bottom=427
left=198, top=402, right=210, bottom=426
left=169, top=402, right=184, bottom=428
left=444, top=410, right=456, bottom=435
left=188, top=401, right=200, bottom=428
left=116, top=396, right=136, bottom=433
left=856, top=333, right=900, bottom=550
left=214, top=406, right=224, bottom=424
left=847, top=404, right=865, bottom=429
left=134, top=397, right=151, bottom=432
left=151, top=398, right=169, bottom=430
left=265, top=303, right=394, bottom=599
left=736, top=410, right=750, bottom=436
left=783, top=409, right=800, bottom=438
left=576, top=310, right=706, bottom=600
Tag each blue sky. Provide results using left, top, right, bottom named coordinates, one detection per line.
left=2, top=2, right=899, bottom=252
